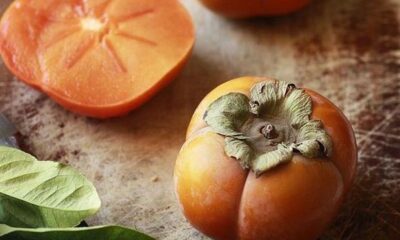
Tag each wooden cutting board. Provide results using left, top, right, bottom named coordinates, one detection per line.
left=0, top=0, right=399, bottom=239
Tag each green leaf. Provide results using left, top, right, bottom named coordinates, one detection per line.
left=0, top=147, right=101, bottom=228
left=0, top=224, right=154, bottom=240
left=203, top=93, right=251, bottom=139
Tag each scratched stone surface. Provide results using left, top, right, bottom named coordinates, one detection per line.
left=0, top=0, right=399, bottom=239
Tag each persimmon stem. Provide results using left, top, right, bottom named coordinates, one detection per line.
left=204, top=80, right=333, bottom=176
left=260, top=124, right=278, bottom=139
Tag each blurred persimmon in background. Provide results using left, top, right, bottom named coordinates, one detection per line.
left=198, top=0, right=311, bottom=18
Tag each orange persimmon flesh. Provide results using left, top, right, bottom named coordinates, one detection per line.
left=0, top=0, right=194, bottom=118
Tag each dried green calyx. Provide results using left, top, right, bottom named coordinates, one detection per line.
left=203, top=80, right=333, bottom=177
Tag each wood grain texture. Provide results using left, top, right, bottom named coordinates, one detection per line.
left=0, top=0, right=399, bottom=239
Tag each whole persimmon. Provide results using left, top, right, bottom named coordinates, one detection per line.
left=198, top=0, right=311, bottom=18
left=174, top=77, right=357, bottom=240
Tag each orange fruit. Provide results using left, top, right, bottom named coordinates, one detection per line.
left=0, top=0, right=195, bottom=118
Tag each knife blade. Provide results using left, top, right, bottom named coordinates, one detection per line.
left=0, top=113, right=18, bottom=148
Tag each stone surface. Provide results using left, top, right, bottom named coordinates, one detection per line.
left=0, top=0, right=399, bottom=239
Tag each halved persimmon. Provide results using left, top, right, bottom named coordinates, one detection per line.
left=0, top=0, right=194, bottom=118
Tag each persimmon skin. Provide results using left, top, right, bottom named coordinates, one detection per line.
left=175, top=77, right=357, bottom=240
left=175, top=132, right=247, bottom=239
left=198, top=0, right=312, bottom=18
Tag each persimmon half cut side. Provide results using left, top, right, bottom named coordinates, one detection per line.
left=0, top=0, right=194, bottom=118
left=175, top=77, right=357, bottom=240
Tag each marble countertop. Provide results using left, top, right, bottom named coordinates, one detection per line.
left=0, top=0, right=399, bottom=239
